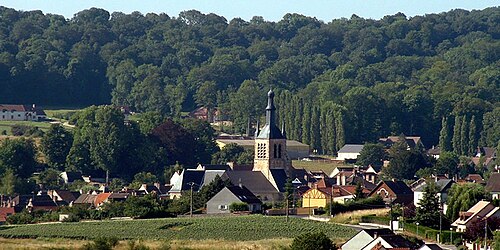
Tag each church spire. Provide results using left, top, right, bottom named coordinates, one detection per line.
left=265, top=89, right=276, bottom=126
left=256, top=89, right=285, bottom=139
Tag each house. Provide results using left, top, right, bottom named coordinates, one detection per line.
left=9, top=194, right=58, bottom=212
left=369, top=181, right=413, bottom=205
left=413, top=179, right=454, bottom=212
left=337, top=144, right=364, bottom=162
left=361, top=234, right=420, bottom=250
left=59, top=171, right=84, bottom=184
left=379, top=136, right=424, bottom=150
left=0, top=104, right=46, bottom=121
left=73, top=194, right=97, bottom=207
left=138, top=183, right=171, bottom=195
left=427, top=147, right=440, bottom=159
left=451, top=200, right=500, bottom=232
left=222, top=170, right=281, bottom=202
left=47, top=190, right=80, bottom=205
left=464, top=174, right=485, bottom=184
left=471, top=147, right=497, bottom=169
left=486, top=172, right=500, bottom=200
left=206, top=185, right=262, bottom=214
left=168, top=169, right=206, bottom=199
left=330, top=165, right=380, bottom=185
left=418, top=244, right=443, bottom=250
left=341, top=229, right=394, bottom=250
left=189, top=106, right=221, bottom=123
left=302, top=185, right=371, bottom=207
left=0, top=207, right=15, bottom=224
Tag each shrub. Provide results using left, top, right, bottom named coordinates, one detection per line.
left=62, top=213, right=81, bottom=222
left=229, top=202, right=249, bottom=212
left=81, top=237, right=119, bottom=250
left=6, top=211, right=33, bottom=224
left=291, top=232, right=336, bottom=250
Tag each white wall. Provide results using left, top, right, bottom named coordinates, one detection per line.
left=0, top=110, right=37, bottom=121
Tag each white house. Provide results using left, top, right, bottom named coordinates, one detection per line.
left=0, top=104, right=46, bottom=121
left=414, top=179, right=454, bottom=212
left=337, top=144, right=364, bottom=161
left=452, top=200, right=500, bottom=232
left=342, top=229, right=394, bottom=250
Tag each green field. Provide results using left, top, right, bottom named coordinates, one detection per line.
left=0, top=120, right=54, bottom=135
left=292, top=160, right=346, bottom=174
left=0, top=215, right=357, bottom=241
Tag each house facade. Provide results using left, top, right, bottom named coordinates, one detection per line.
left=369, top=181, right=413, bottom=205
left=336, top=144, right=364, bottom=161
left=206, top=185, right=262, bottom=214
left=486, top=172, right=500, bottom=200
left=413, top=179, right=454, bottom=212
left=0, top=104, right=46, bottom=121
left=451, top=200, right=500, bottom=232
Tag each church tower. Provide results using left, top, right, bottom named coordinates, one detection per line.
left=253, top=89, right=292, bottom=185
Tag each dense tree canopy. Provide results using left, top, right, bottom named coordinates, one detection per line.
left=0, top=6, right=499, bottom=155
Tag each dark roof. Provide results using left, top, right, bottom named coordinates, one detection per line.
left=383, top=181, right=414, bottom=195
left=338, top=144, right=364, bottom=154
left=181, top=170, right=205, bottom=191
left=380, top=235, right=418, bottom=249
left=54, top=190, right=79, bottom=203
left=227, top=185, right=262, bottom=204
left=363, top=229, right=394, bottom=238
left=74, top=194, right=97, bottom=204
left=62, top=171, right=83, bottom=182
left=414, top=179, right=454, bottom=192
left=223, top=171, right=279, bottom=194
left=486, top=173, right=500, bottom=192
left=200, top=164, right=230, bottom=171
left=476, top=147, right=496, bottom=158
left=270, top=169, right=288, bottom=192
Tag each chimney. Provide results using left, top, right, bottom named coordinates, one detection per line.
left=373, top=232, right=378, bottom=239
left=238, top=178, right=242, bottom=188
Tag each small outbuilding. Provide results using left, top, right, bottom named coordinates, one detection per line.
left=206, top=185, right=262, bottom=214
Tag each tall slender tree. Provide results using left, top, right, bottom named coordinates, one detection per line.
left=452, top=115, right=462, bottom=155
left=468, top=115, right=477, bottom=156
left=439, top=116, right=451, bottom=152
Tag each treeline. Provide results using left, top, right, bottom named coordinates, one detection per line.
left=0, top=106, right=220, bottom=196
left=0, top=6, right=499, bottom=152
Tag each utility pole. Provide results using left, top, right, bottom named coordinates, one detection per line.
left=389, top=197, right=393, bottom=231
left=285, top=193, right=289, bottom=222
left=439, top=203, right=442, bottom=243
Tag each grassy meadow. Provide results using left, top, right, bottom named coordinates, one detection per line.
left=291, top=159, right=349, bottom=174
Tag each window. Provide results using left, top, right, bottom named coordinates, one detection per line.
left=257, top=143, right=267, bottom=159
left=218, top=204, right=228, bottom=210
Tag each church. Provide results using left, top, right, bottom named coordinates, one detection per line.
left=169, top=89, right=301, bottom=202
left=221, top=89, right=298, bottom=201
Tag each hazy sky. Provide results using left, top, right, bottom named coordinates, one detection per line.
left=2, top=1, right=499, bottom=22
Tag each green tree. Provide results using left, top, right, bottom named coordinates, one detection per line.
left=435, top=152, right=459, bottom=177
left=291, top=232, right=336, bottom=250
left=228, top=80, right=265, bottom=134
left=0, top=169, right=17, bottom=195
left=356, top=143, right=386, bottom=167
left=416, top=182, right=441, bottom=229
left=446, top=183, right=486, bottom=221
left=129, top=172, right=158, bottom=189
left=384, top=136, right=428, bottom=180
left=41, top=124, right=73, bottom=170
left=38, top=168, right=62, bottom=190
left=194, top=81, right=218, bottom=122
left=211, top=143, right=245, bottom=164
left=438, top=116, right=451, bottom=152
left=0, top=138, right=37, bottom=178
left=180, top=118, right=219, bottom=165
left=468, top=115, right=477, bottom=156
left=452, top=116, right=462, bottom=155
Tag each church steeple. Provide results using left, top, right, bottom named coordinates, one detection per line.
left=257, top=89, right=285, bottom=139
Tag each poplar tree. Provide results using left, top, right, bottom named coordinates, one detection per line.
left=452, top=115, right=462, bottom=155
left=468, top=115, right=477, bottom=156
left=310, top=105, right=321, bottom=154
left=301, top=102, right=311, bottom=145
left=335, top=110, right=345, bottom=152
left=460, top=116, right=469, bottom=156
left=293, top=96, right=303, bottom=141
left=439, top=116, right=451, bottom=152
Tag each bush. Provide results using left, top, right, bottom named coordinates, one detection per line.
left=325, top=196, right=385, bottom=216
left=229, top=202, right=249, bottom=212
left=291, top=232, right=336, bottom=250
left=81, top=237, right=119, bottom=250
left=360, top=215, right=390, bottom=225
left=62, top=213, right=81, bottom=222
left=6, top=211, right=33, bottom=224
left=11, top=125, right=44, bottom=137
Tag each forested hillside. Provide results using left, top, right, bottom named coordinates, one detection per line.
left=0, top=6, right=498, bottom=153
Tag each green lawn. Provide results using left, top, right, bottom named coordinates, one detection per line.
left=0, top=215, right=357, bottom=241
left=292, top=160, right=347, bottom=174
left=0, top=120, right=53, bottom=135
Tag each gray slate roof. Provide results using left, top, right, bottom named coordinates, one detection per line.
left=414, top=179, right=454, bottom=192
left=338, top=144, right=364, bottom=154
left=223, top=171, right=279, bottom=195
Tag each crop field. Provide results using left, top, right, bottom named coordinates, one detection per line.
left=0, top=120, right=53, bottom=135
left=0, top=215, right=357, bottom=241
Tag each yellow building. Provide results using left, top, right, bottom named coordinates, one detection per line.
left=302, top=188, right=332, bottom=208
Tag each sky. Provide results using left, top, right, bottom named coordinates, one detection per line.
left=2, top=0, right=499, bottom=22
